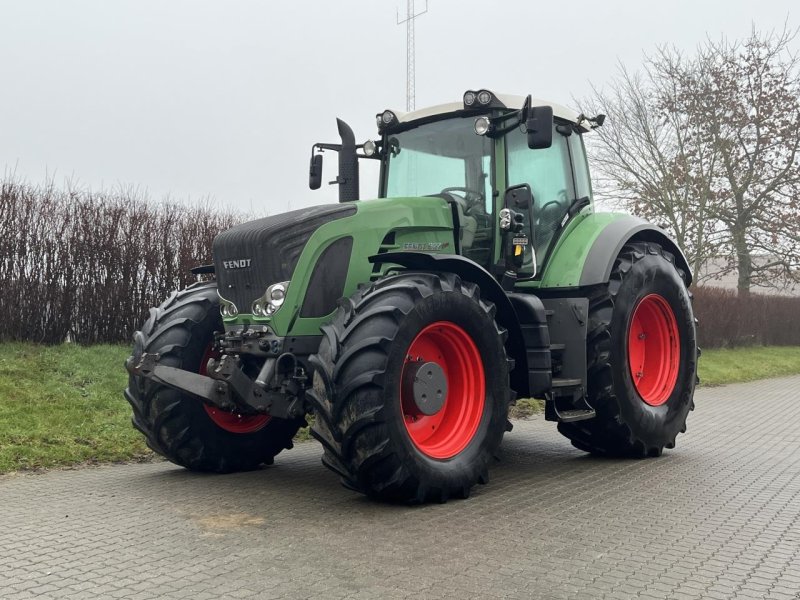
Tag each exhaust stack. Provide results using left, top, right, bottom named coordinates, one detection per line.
left=336, top=118, right=359, bottom=202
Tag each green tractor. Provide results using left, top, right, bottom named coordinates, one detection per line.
left=125, top=89, right=697, bottom=503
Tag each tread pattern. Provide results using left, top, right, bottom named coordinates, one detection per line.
left=124, top=281, right=303, bottom=473
left=308, top=272, right=510, bottom=503
left=557, top=242, right=697, bottom=458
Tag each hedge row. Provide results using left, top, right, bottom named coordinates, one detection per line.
left=2, top=180, right=798, bottom=348
left=0, top=181, right=237, bottom=344
left=693, top=286, right=800, bottom=348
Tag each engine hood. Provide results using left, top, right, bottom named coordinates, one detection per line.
left=213, top=203, right=356, bottom=313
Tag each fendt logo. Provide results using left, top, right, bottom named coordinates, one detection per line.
left=222, top=259, right=252, bottom=269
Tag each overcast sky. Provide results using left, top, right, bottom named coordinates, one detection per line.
left=0, top=0, right=796, bottom=214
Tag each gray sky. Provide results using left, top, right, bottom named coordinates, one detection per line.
left=0, top=0, right=796, bottom=213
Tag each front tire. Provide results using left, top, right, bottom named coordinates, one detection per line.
left=124, top=281, right=304, bottom=472
left=557, top=242, right=697, bottom=457
left=309, top=272, right=511, bottom=503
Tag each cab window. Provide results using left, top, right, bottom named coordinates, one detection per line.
left=506, top=124, right=574, bottom=271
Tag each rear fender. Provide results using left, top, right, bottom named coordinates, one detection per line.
left=579, top=216, right=692, bottom=286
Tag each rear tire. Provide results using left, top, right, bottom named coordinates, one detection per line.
left=124, top=281, right=304, bottom=472
left=308, top=272, right=511, bottom=503
left=557, top=242, right=697, bottom=457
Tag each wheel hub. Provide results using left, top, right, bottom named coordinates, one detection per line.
left=403, top=360, right=448, bottom=416
left=399, top=321, right=485, bottom=459
left=628, top=293, right=681, bottom=407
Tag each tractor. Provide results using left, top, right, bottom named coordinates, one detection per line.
left=125, top=90, right=697, bottom=503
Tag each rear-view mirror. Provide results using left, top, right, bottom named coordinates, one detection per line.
left=309, top=154, right=323, bottom=190
left=526, top=106, right=553, bottom=149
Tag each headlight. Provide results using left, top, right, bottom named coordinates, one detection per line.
left=252, top=281, right=289, bottom=317
left=219, top=296, right=239, bottom=318
left=268, top=282, right=286, bottom=305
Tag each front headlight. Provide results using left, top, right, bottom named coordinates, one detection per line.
left=219, top=294, right=239, bottom=318
left=252, top=281, right=289, bottom=317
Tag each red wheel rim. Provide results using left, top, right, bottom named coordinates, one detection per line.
left=627, top=294, right=681, bottom=407
left=200, top=345, right=270, bottom=434
left=400, top=321, right=485, bottom=459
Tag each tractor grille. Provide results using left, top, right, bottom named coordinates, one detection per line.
left=213, top=204, right=356, bottom=312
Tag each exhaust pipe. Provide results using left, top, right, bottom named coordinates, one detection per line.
left=336, top=118, right=359, bottom=202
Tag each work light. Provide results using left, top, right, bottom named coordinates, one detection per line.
left=474, top=116, right=492, bottom=136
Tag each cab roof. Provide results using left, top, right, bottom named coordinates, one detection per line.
left=386, top=93, right=590, bottom=133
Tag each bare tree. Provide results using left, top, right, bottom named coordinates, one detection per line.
left=586, top=26, right=800, bottom=294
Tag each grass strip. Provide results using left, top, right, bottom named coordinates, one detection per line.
left=2, top=343, right=799, bottom=472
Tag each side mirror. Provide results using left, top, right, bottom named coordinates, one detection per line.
left=309, top=153, right=323, bottom=190
left=526, top=106, right=553, bottom=149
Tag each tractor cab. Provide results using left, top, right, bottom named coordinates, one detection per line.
left=310, top=90, right=603, bottom=285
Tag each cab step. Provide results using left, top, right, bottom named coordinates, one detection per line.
left=554, top=409, right=596, bottom=423
left=552, top=377, right=582, bottom=388
left=545, top=378, right=596, bottom=422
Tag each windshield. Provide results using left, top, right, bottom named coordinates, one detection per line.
left=384, top=116, right=495, bottom=267
left=384, top=116, right=493, bottom=210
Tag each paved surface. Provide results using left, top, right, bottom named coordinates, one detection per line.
left=2, top=377, right=800, bottom=600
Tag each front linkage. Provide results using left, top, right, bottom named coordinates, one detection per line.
left=125, top=327, right=310, bottom=421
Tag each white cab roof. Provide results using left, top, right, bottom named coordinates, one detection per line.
left=388, top=93, right=590, bottom=132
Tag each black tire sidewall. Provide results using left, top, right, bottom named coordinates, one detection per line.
left=610, top=253, right=697, bottom=447
left=133, top=284, right=301, bottom=471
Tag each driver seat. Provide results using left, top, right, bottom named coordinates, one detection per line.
left=453, top=197, right=478, bottom=249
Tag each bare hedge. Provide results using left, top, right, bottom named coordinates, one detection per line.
left=3, top=179, right=798, bottom=349
left=0, top=180, right=237, bottom=344
left=693, top=286, right=800, bottom=348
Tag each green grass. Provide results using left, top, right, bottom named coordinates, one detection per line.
left=698, top=346, right=800, bottom=386
left=1, top=343, right=800, bottom=473
left=0, top=343, right=148, bottom=473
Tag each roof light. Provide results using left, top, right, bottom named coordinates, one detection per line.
left=477, top=90, right=492, bottom=105
left=463, top=91, right=476, bottom=106
left=381, top=110, right=395, bottom=124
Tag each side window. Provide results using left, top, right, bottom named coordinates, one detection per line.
left=507, top=125, right=574, bottom=270
left=568, top=133, right=592, bottom=200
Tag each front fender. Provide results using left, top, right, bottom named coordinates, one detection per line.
left=369, top=252, right=530, bottom=397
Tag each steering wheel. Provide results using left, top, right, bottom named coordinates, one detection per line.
left=440, top=187, right=485, bottom=214
left=538, top=200, right=564, bottom=228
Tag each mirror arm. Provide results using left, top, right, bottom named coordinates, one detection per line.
left=314, top=142, right=341, bottom=152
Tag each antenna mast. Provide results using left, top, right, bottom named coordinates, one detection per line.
left=397, top=0, right=428, bottom=112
